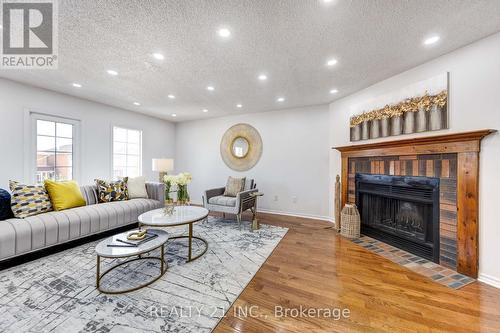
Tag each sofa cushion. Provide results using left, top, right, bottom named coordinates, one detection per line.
left=95, top=178, right=128, bottom=203
left=44, top=180, right=86, bottom=211
left=0, top=198, right=162, bottom=261
left=9, top=180, right=53, bottom=218
left=208, top=195, right=237, bottom=207
left=0, top=189, right=14, bottom=220
left=127, top=176, right=148, bottom=199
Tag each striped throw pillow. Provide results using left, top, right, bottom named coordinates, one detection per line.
left=9, top=181, right=53, bottom=218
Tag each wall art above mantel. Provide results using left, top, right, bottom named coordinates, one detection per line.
left=350, top=73, right=449, bottom=141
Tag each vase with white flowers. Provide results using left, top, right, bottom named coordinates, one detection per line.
left=163, top=174, right=177, bottom=204
left=175, top=172, right=192, bottom=205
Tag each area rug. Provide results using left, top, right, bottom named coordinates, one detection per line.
left=352, top=236, right=475, bottom=289
left=0, top=217, right=288, bottom=333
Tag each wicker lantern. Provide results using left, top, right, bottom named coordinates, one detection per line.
left=340, top=204, right=361, bottom=239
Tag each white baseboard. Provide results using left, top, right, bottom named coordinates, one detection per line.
left=258, top=208, right=334, bottom=223
left=478, top=273, right=500, bottom=289
left=191, top=200, right=334, bottom=223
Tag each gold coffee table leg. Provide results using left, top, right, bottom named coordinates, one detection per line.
left=169, top=223, right=208, bottom=263
left=96, top=255, right=100, bottom=288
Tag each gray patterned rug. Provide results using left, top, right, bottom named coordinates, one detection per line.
left=0, top=217, right=288, bottom=333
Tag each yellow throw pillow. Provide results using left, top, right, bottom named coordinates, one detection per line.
left=44, top=180, right=86, bottom=211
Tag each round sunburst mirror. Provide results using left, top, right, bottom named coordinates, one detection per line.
left=220, top=124, right=263, bottom=171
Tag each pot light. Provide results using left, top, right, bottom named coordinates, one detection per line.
left=236, top=104, right=243, bottom=108
left=152, top=53, right=164, bottom=60
left=207, top=86, right=215, bottom=91
left=171, top=113, right=177, bottom=117
left=276, top=97, right=285, bottom=102
left=218, top=28, right=231, bottom=38
left=107, top=69, right=118, bottom=76
left=326, top=58, right=338, bottom=66
left=72, top=83, right=82, bottom=88
left=133, top=102, right=141, bottom=106
left=330, top=89, right=338, bottom=94
left=424, top=35, right=440, bottom=45
left=258, top=74, right=268, bottom=81
left=168, top=94, right=175, bottom=99
left=202, top=109, right=208, bottom=113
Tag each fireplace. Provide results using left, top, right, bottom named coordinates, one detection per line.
left=355, top=173, right=440, bottom=262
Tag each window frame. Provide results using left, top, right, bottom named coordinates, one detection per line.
left=111, top=125, right=143, bottom=179
left=26, top=111, right=81, bottom=184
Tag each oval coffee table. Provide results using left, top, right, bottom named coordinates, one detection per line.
left=95, top=229, right=168, bottom=294
left=138, top=206, right=209, bottom=262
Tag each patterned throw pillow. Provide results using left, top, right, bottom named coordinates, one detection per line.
left=223, top=176, right=246, bottom=197
left=9, top=181, right=53, bottom=218
left=95, top=178, right=128, bottom=203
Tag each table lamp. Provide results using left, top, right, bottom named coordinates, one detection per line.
left=152, top=158, right=174, bottom=183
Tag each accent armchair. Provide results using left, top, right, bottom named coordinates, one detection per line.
left=203, top=179, right=258, bottom=224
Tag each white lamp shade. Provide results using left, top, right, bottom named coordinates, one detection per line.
left=152, top=158, right=174, bottom=172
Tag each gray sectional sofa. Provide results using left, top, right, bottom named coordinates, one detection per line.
left=0, top=182, right=164, bottom=262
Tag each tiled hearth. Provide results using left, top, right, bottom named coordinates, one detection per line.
left=352, top=236, right=475, bottom=289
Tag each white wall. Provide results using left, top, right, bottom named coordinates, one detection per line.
left=0, top=78, right=176, bottom=188
left=175, top=105, right=331, bottom=220
left=329, top=32, right=500, bottom=286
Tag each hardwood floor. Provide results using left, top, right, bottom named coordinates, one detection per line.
left=214, top=213, right=500, bottom=333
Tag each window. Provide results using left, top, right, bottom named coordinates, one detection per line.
left=34, top=116, right=77, bottom=183
left=113, top=127, right=142, bottom=178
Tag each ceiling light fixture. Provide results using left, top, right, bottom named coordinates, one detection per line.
left=423, top=35, right=440, bottom=46
left=326, top=58, right=338, bottom=66
left=72, top=83, right=82, bottom=88
left=236, top=104, right=243, bottom=108
left=258, top=74, right=268, bottom=81
left=277, top=97, right=285, bottom=102
left=330, top=89, right=338, bottom=94
left=133, top=102, right=141, bottom=106
left=203, top=109, right=208, bottom=113
left=107, top=69, right=118, bottom=76
left=168, top=94, right=175, bottom=99
left=152, top=53, right=165, bottom=60
left=218, top=28, right=231, bottom=38
left=171, top=113, right=177, bottom=117
left=207, top=86, right=215, bottom=91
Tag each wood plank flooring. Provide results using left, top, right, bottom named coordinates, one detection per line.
left=214, top=213, right=500, bottom=333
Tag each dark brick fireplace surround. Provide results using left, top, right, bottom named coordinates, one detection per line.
left=334, top=130, right=495, bottom=278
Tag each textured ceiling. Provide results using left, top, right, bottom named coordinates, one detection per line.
left=2, top=0, right=500, bottom=122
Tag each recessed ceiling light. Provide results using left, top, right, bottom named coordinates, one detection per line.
left=168, top=94, right=175, bottom=99
left=277, top=97, right=285, bottom=102
left=133, top=102, right=141, bottom=106
left=326, top=58, right=338, bottom=66
left=258, top=74, right=268, bottom=81
left=236, top=104, right=243, bottom=108
left=423, top=35, right=440, bottom=45
left=202, top=109, right=208, bottom=113
left=207, top=86, right=215, bottom=91
left=107, top=69, right=118, bottom=76
left=72, top=83, right=82, bottom=88
left=330, top=89, right=338, bottom=94
left=152, top=53, right=164, bottom=60
left=171, top=113, right=177, bottom=117
left=218, top=28, right=231, bottom=38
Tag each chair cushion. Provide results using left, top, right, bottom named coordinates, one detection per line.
left=44, top=180, right=86, bottom=211
left=223, top=177, right=245, bottom=197
left=9, top=180, right=53, bottom=218
left=208, top=195, right=237, bottom=207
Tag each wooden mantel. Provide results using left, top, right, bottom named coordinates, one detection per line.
left=333, top=129, right=496, bottom=278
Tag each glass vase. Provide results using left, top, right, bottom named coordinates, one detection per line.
left=177, top=185, right=190, bottom=205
